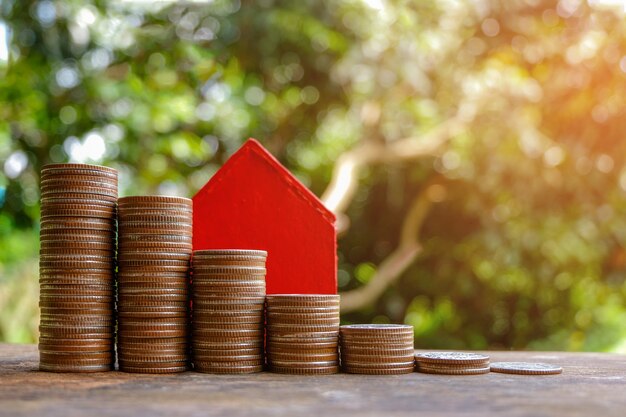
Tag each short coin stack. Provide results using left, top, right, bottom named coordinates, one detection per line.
left=191, top=250, right=266, bottom=373
left=266, top=294, right=340, bottom=375
left=116, top=196, right=192, bottom=373
left=38, top=163, right=117, bottom=372
left=340, top=324, right=415, bottom=375
left=415, top=352, right=490, bottom=375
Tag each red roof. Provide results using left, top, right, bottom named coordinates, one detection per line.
left=193, top=138, right=337, bottom=294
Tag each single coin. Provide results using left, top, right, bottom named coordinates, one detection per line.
left=39, top=233, right=116, bottom=244
left=266, top=307, right=341, bottom=315
left=342, top=366, right=414, bottom=375
left=116, top=337, right=188, bottom=347
left=39, top=289, right=113, bottom=298
left=41, top=217, right=115, bottom=229
left=268, top=365, right=338, bottom=375
left=194, top=249, right=267, bottom=257
left=38, top=343, right=113, bottom=353
left=194, top=364, right=263, bottom=374
left=192, top=354, right=263, bottom=364
left=340, top=346, right=415, bottom=356
left=40, top=187, right=118, bottom=199
left=119, top=220, right=192, bottom=229
left=417, top=366, right=490, bottom=375
left=266, top=330, right=339, bottom=339
left=267, top=317, right=339, bottom=326
left=41, top=193, right=117, bottom=204
left=415, top=352, right=490, bottom=365
left=193, top=348, right=261, bottom=357
left=269, top=351, right=337, bottom=361
left=120, top=281, right=188, bottom=290
left=267, top=324, right=340, bottom=334
left=341, top=353, right=415, bottom=364
left=118, top=206, right=192, bottom=216
left=192, top=277, right=265, bottom=285
left=119, top=365, right=188, bottom=374
left=191, top=265, right=266, bottom=274
left=118, top=287, right=188, bottom=295
left=192, top=328, right=263, bottom=337
left=118, top=329, right=188, bottom=338
left=39, top=308, right=114, bottom=317
left=119, top=240, right=192, bottom=249
left=118, top=213, right=191, bottom=223
left=192, top=339, right=263, bottom=349
left=192, top=323, right=262, bottom=332
left=118, top=195, right=192, bottom=205
left=340, top=324, right=413, bottom=331
left=118, top=294, right=189, bottom=303
left=489, top=362, right=562, bottom=375
left=118, top=316, right=188, bottom=325
left=192, top=316, right=263, bottom=326
left=42, top=163, right=117, bottom=175
left=192, top=289, right=265, bottom=297
left=41, top=209, right=115, bottom=219
left=39, top=363, right=113, bottom=373
left=39, top=351, right=113, bottom=360
left=118, top=252, right=191, bottom=261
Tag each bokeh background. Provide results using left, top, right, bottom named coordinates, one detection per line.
left=1, top=0, right=626, bottom=352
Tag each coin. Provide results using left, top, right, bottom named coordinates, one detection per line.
left=268, top=365, right=338, bottom=375
left=489, top=362, right=562, bottom=375
left=39, top=363, right=113, bottom=373
left=415, top=352, right=490, bottom=365
left=342, top=366, right=414, bottom=375
left=194, top=364, right=263, bottom=374
left=416, top=366, right=490, bottom=375
left=194, top=249, right=267, bottom=257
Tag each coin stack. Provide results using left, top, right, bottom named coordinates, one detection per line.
left=191, top=250, right=267, bottom=374
left=38, top=163, right=117, bottom=372
left=339, top=324, right=415, bottom=375
left=415, top=352, right=490, bottom=375
left=266, top=294, right=340, bottom=375
left=116, top=196, right=192, bottom=374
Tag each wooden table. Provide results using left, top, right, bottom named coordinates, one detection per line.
left=0, top=344, right=624, bottom=417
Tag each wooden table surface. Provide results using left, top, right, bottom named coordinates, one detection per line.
left=0, top=344, right=624, bottom=417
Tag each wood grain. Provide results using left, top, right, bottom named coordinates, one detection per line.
left=1, top=344, right=624, bottom=417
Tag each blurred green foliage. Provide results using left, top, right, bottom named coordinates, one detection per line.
left=1, top=0, right=626, bottom=352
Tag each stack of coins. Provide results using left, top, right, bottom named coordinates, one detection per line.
left=415, top=352, right=490, bottom=375
left=116, top=196, right=192, bottom=374
left=339, top=324, right=415, bottom=375
left=191, top=250, right=266, bottom=374
left=266, top=294, right=340, bottom=375
left=38, top=163, right=117, bottom=372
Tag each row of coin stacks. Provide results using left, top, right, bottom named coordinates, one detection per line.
left=38, top=163, right=423, bottom=375
left=38, top=164, right=118, bottom=372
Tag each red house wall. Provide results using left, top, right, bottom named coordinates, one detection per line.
left=193, top=139, right=337, bottom=294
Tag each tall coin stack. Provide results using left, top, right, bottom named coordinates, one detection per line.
left=191, top=250, right=267, bottom=374
left=116, top=196, right=192, bottom=374
left=339, top=324, right=415, bottom=375
left=266, top=294, right=340, bottom=375
left=38, top=163, right=117, bottom=372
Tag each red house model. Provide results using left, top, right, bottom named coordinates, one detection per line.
left=193, top=139, right=337, bottom=294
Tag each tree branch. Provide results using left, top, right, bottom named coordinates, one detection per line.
left=340, top=187, right=434, bottom=313
left=322, top=114, right=464, bottom=219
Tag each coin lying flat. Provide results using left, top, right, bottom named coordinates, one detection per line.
left=415, top=352, right=490, bottom=365
left=490, top=362, right=562, bottom=375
